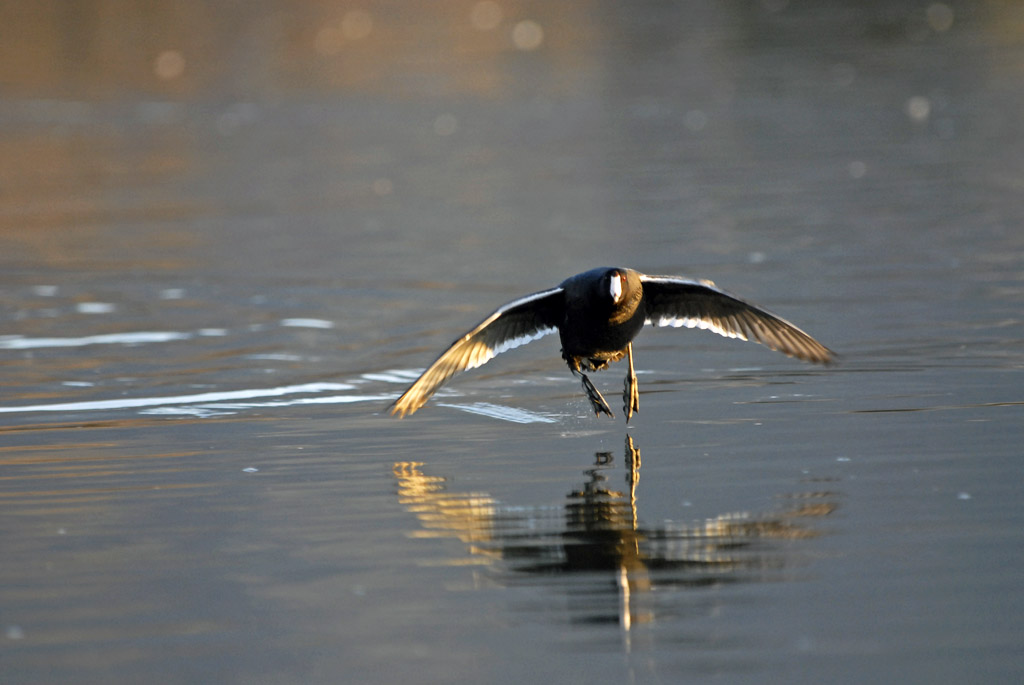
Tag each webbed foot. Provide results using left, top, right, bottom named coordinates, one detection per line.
left=581, top=373, right=614, bottom=418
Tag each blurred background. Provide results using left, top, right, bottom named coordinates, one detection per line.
left=6, top=0, right=1022, bottom=285
left=2, top=2, right=1023, bottom=684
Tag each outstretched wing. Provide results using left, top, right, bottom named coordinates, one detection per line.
left=389, top=287, right=564, bottom=417
left=640, top=275, right=834, bottom=364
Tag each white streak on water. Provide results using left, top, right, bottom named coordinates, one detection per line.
left=0, top=331, right=193, bottom=349
left=194, top=394, right=395, bottom=409
left=140, top=406, right=238, bottom=418
left=0, top=365, right=563, bottom=424
left=436, top=402, right=559, bottom=424
left=361, top=370, right=425, bottom=383
left=0, top=382, right=355, bottom=414
left=280, top=318, right=335, bottom=329
left=76, top=302, right=116, bottom=314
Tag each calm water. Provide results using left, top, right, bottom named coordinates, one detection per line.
left=3, top=2, right=1023, bottom=683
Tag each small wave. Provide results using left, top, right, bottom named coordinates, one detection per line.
left=437, top=402, right=559, bottom=424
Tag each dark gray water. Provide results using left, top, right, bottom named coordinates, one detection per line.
left=3, top=2, right=1023, bottom=683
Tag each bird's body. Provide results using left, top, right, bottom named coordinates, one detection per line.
left=558, top=267, right=646, bottom=369
left=389, top=267, right=833, bottom=421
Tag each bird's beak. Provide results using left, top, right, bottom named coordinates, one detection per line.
left=609, top=273, right=623, bottom=302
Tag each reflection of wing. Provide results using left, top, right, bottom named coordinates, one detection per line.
left=640, top=275, right=834, bottom=364
left=390, top=287, right=565, bottom=417
left=392, top=452, right=838, bottom=631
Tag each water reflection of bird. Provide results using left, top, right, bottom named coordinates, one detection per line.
left=393, top=437, right=837, bottom=631
left=390, top=267, right=834, bottom=421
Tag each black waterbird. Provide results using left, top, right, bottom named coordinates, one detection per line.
left=389, top=267, right=834, bottom=421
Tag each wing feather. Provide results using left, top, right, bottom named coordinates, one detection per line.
left=390, top=287, right=563, bottom=417
left=640, top=275, right=834, bottom=364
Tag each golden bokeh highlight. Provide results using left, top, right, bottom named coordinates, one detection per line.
left=153, top=50, right=186, bottom=80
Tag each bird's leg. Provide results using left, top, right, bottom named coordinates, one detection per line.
left=623, top=342, right=640, bottom=422
left=565, top=353, right=615, bottom=418
left=581, top=373, right=614, bottom=418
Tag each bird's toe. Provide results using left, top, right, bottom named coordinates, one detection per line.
left=581, top=374, right=614, bottom=418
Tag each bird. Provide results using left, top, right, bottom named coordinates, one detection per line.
left=389, top=267, right=834, bottom=421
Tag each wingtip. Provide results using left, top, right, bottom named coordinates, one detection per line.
left=796, top=344, right=837, bottom=366
left=389, top=394, right=425, bottom=418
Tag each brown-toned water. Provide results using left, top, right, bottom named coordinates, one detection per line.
left=3, top=2, right=1023, bottom=683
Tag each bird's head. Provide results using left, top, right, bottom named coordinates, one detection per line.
left=608, top=270, right=623, bottom=303
left=599, top=268, right=640, bottom=310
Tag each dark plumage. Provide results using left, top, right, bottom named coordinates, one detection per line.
left=389, top=267, right=834, bottom=421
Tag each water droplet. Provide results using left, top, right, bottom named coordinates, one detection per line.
left=906, top=96, right=931, bottom=123
left=154, top=50, right=186, bottom=80
left=926, top=3, right=954, bottom=33
left=512, top=20, right=544, bottom=51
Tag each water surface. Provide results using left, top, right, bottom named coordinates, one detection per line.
left=2, top=2, right=1023, bottom=683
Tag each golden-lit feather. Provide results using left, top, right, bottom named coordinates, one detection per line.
left=389, top=287, right=563, bottom=417
left=640, top=275, right=834, bottom=364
